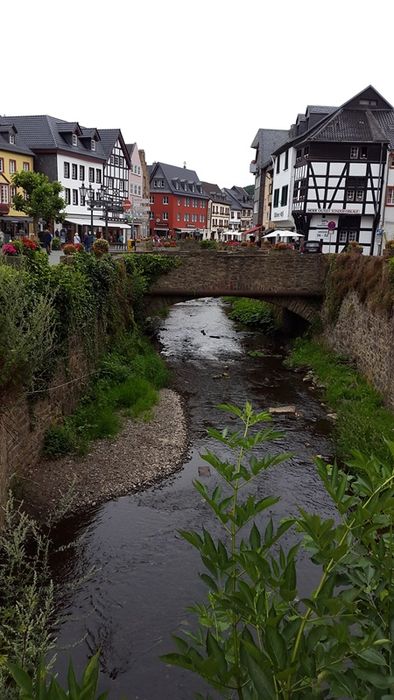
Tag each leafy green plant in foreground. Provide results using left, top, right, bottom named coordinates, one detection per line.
left=163, top=402, right=394, bottom=698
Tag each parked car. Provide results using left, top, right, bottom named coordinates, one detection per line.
left=301, top=240, right=322, bottom=254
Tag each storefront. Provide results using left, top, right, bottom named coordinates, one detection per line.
left=0, top=209, right=33, bottom=241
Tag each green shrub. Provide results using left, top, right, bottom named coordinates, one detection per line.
left=200, top=239, right=217, bottom=250
left=43, top=424, right=76, bottom=457
left=51, top=237, right=61, bottom=250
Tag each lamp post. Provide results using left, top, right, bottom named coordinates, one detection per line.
left=79, top=183, right=95, bottom=237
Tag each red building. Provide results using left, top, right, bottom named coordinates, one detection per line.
left=149, top=162, right=209, bottom=238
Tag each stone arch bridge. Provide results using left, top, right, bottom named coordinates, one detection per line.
left=143, top=251, right=328, bottom=323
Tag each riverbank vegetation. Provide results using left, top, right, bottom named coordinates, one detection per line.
left=43, top=331, right=169, bottom=457
left=287, top=337, right=394, bottom=462
left=164, top=402, right=394, bottom=699
left=224, top=296, right=276, bottom=331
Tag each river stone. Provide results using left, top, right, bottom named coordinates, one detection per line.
left=268, top=405, right=297, bottom=415
left=198, top=465, right=211, bottom=477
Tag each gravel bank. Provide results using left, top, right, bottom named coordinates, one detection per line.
left=22, top=388, right=188, bottom=520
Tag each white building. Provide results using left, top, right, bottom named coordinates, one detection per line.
left=126, top=143, right=149, bottom=239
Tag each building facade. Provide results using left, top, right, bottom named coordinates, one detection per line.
left=201, top=181, right=230, bottom=240
left=250, top=128, right=288, bottom=227
left=0, top=121, right=34, bottom=237
left=149, top=162, right=209, bottom=238
left=98, top=129, right=131, bottom=242
left=126, top=143, right=150, bottom=239
left=4, top=115, right=107, bottom=237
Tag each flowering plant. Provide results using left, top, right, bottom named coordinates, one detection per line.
left=385, top=238, right=394, bottom=249
left=63, top=244, right=77, bottom=255
left=2, top=243, right=18, bottom=256
left=21, top=237, right=38, bottom=251
left=74, top=243, right=84, bottom=252
left=273, top=242, right=293, bottom=250
left=11, top=239, right=24, bottom=254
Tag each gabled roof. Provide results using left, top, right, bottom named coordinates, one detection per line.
left=98, top=128, right=131, bottom=167
left=149, top=161, right=209, bottom=198
left=3, top=115, right=106, bottom=161
left=273, top=86, right=394, bottom=155
left=126, top=143, right=137, bottom=158
left=251, top=128, right=289, bottom=168
left=201, top=181, right=227, bottom=201
left=223, top=188, right=243, bottom=210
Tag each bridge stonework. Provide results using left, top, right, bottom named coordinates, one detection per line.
left=146, top=251, right=328, bottom=322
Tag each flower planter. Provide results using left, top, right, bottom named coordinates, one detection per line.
left=2, top=255, right=24, bottom=267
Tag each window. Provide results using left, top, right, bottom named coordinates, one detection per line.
left=91, top=139, right=96, bottom=151
left=177, top=198, right=181, bottom=206
left=64, top=162, right=70, bottom=178
left=114, top=156, right=119, bottom=166
left=0, top=184, right=9, bottom=203
left=110, top=155, right=114, bottom=165
left=284, top=150, right=289, bottom=170
left=237, top=212, right=241, bottom=219
left=273, top=188, right=280, bottom=208
left=350, top=147, right=359, bottom=159
left=177, top=213, right=181, bottom=221
left=304, top=146, right=309, bottom=158
left=65, top=188, right=71, bottom=204
left=9, top=134, right=15, bottom=145
left=356, top=189, right=364, bottom=202
left=163, top=196, right=169, bottom=204
left=280, top=185, right=288, bottom=206
left=72, top=134, right=78, bottom=146
left=81, top=193, right=86, bottom=206
left=89, top=167, right=94, bottom=182
left=79, top=165, right=85, bottom=180
left=200, top=214, right=205, bottom=223
left=96, top=169, right=101, bottom=183
left=9, top=160, right=16, bottom=174
left=150, top=195, right=154, bottom=203
left=149, top=211, right=154, bottom=220
left=184, top=213, right=190, bottom=222
left=72, top=189, right=78, bottom=205
left=0, top=158, right=3, bottom=172
left=276, top=154, right=280, bottom=173
left=23, top=162, right=30, bottom=172
left=185, top=197, right=190, bottom=206
left=389, top=154, right=394, bottom=168
left=360, top=147, right=368, bottom=160
left=359, top=99, right=377, bottom=106
left=163, top=212, right=168, bottom=221
left=296, top=149, right=302, bottom=160
left=386, top=187, right=394, bottom=205
left=72, top=164, right=77, bottom=179
left=134, top=185, right=138, bottom=195
left=138, top=185, right=141, bottom=195
left=10, top=185, right=16, bottom=199
left=346, top=189, right=355, bottom=201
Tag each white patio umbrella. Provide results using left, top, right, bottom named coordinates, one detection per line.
left=263, top=230, right=303, bottom=238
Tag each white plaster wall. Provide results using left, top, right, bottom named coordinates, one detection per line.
left=57, top=154, right=104, bottom=217
left=271, top=147, right=296, bottom=222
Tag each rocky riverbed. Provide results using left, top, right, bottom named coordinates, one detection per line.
left=22, top=388, right=188, bottom=520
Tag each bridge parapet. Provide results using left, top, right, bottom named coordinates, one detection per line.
left=147, top=251, right=328, bottom=299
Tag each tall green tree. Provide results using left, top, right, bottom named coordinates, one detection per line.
left=12, top=171, right=66, bottom=233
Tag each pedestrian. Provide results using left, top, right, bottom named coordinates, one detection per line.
left=59, top=228, right=66, bottom=245
left=74, top=232, right=81, bottom=246
left=43, top=228, right=52, bottom=255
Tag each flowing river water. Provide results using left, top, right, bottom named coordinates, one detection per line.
left=50, top=298, right=337, bottom=699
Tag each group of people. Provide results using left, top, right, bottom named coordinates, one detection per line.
left=40, top=228, right=95, bottom=254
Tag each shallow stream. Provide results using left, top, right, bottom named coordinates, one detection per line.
left=50, top=298, right=336, bottom=699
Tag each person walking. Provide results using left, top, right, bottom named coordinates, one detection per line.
left=74, top=232, right=81, bottom=246
left=43, top=229, right=52, bottom=255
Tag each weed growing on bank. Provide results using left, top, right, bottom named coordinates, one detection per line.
left=43, top=331, right=169, bottom=457
left=224, top=296, right=275, bottom=331
left=286, top=337, right=394, bottom=462
left=163, top=402, right=394, bottom=699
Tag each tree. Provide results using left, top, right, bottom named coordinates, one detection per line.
left=12, top=170, right=66, bottom=233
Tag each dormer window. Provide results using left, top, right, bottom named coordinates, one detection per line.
left=91, top=139, right=96, bottom=151
left=72, top=134, right=78, bottom=147
left=9, top=134, right=15, bottom=145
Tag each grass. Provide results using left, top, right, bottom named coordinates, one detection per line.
left=286, top=337, right=394, bottom=462
left=43, top=331, right=169, bottom=457
left=223, top=297, right=275, bottom=331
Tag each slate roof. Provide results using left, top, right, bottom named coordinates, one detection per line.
left=2, top=115, right=106, bottom=161
left=150, top=162, right=209, bottom=198
left=223, top=188, right=243, bottom=210
left=308, top=109, right=389, bottom=142
left=0, top=121, right=34, bottom=156
left=201, top=181, right=227, bottom=201
left=251, top=128, right=289, bottom=168
left=126, top=143, right=136, bottom=158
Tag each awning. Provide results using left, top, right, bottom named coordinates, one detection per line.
left=65, top=217, right=130, bottom=229
left=0, top=215, right=33, bottom=223
left=243, top=225, right=260, bottom=235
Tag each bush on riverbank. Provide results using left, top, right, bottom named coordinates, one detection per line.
left=43, top=331, right=169, bottom=457
left=286, top=337, right=394, bottom=462
left=0, top=252, right=179, bottom=393
left=224, top=296, right=275, bottom=331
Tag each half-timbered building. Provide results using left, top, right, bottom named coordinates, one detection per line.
left=271, top=87, right=394, bottom=254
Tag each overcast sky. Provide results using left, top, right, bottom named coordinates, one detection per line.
left=3, top=0, right=393, bottom=188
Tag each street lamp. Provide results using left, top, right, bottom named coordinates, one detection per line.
left=79, top=183, right=95, bottom=237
